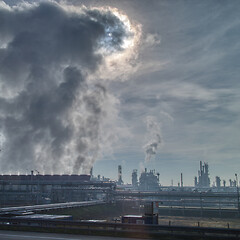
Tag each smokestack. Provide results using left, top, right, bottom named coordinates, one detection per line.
left=157, top=173, right=160, bottom=183
left=194, top=176, right=198, bottom=187
left=223, top=180, right=226, bottom=187
left=118, top=165, right=123, bottom=185
left=31, top=170, right=34, bottom=181
left=90, top=167, right=93, bottom=180
left=181, top=173, right=183, bottom=188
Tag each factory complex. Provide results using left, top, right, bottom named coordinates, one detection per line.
left=0, top=161, right=239, bottom=206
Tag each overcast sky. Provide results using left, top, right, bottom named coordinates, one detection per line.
left=1, top=0, right=240, bottom=186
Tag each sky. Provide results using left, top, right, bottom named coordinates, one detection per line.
left=0, top=0, right=240, bottom=186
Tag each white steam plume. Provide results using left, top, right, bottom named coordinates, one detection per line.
left=143, top=116, right=162, bottom=162
left=0, top=1, right=141, bottom=174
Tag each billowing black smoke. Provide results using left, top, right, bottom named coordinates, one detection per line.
left=0, top=2, right=131, bottom=174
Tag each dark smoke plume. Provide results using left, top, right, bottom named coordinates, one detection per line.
left=0, top=1, right=133, bottom=174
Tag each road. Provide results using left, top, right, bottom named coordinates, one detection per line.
left=0, top=230, right=145, bottom=240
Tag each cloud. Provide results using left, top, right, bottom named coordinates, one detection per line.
left=0, top=1, right=138, bottom=174
left=143, top=33, right=161, bottom=47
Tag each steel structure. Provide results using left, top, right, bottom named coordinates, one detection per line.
left=0, top=174, right=115, bottom=206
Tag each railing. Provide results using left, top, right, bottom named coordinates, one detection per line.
left=0, top=217, right=239, bottom=239
left=0, top=200, right=105, bottom=213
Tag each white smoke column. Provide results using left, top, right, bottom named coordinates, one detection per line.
left=0, top=1, right=141, bottom=174
left=144, top=116, right=162, bottom=162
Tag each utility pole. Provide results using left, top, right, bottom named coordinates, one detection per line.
left=235, top=173, right=240, bottom=214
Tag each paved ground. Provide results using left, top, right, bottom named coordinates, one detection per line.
left=158, top=215, right=240, bottom=228
left=0, top=230, right=145, bottom=240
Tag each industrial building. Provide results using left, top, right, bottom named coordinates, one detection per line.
left=216, top=176, right=221, bottom=188
left=0, top=173, right=116, bottom=206
left=229, top=179, right=237, bottom=187
left=139, top=169, right=160, bottom=191
left=194, top=161, right=210, bottom=188
left=122, top=201, right=158, bottom=225
left=117, top=167, right=160, bottom=191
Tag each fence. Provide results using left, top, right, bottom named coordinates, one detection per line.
left=0, top=217, right=239, bottom=239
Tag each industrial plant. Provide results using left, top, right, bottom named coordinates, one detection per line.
left=0, top=161, right=239, bottom=207
left=0, top=161, right=240, bottom=240
left=0, top=172, right=115, bottom=206
left=194, top=161, right=210, bottom=188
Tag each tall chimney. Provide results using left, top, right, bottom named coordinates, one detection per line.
left=181, top=173, right=183, bottom=188
left=157, top=173, right=160, bottom=182
left=31, top=170, right=34, bottom=181
left=118, top=165, right=123, bottom=185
